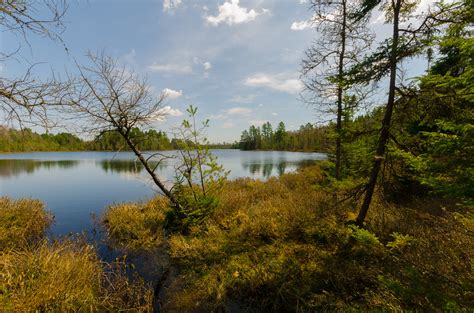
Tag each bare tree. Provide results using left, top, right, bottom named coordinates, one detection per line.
left=65, top=52, right=181, bottom=208
left=0, top=0, right=69, bottom=127
left=301, top=0, right=373, bottom=180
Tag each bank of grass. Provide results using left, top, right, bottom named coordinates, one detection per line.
left=0, top=240, right=153, bottom=311
left=103, top=165, right=473, bottom=311
left=0, top=197, right=153, bottom=311
left=103, top=197, right=168, bottom=251
left=0, top=197, right=53, bottom=250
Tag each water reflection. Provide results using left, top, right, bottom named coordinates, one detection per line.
left=99, top=159, right=144, bottom=174
left=241, top=159, right=319, bottom=179
left=98, top=159, right=170, bottom=175
left=0, top=159, right=79, bottom=178
left=0, top=155, right=321, bottom=180
left=242, top=160, right=291, bottom=179
left=0, top=151, right=326, bottom=236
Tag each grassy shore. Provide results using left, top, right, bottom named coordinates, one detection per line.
left=103, top=165, right=473, bottom=311
left=2, top=165, right=472, bottom=311
left=0, top=197, right=153, bottom=311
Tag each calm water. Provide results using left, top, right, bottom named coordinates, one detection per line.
left=0, top=150, right=326, bottom=236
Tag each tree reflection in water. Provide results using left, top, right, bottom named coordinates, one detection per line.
left=0, top=159, right=79, bottom=178
left=98, top=159, right=167, bottom=174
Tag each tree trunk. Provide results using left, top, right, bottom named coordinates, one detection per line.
left=121, top=130, right=181, bottom=208
left=356, top=0, right=401, bottom=225
left=335, top=0, right=347, bottom=180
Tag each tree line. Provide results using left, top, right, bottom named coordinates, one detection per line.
left=238, top=121, right=330, bottom=151
left=0, top=127, right=174, bottom=152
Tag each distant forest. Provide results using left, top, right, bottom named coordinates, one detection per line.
left=0, top=127, right=175, bottom=152
left=0, top=123, right=332, bottom=153
left=238, top=121, right=331, bottom=152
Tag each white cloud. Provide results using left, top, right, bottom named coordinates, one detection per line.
left=148, top=106, right=183, bottom=122
left=162, top=88, right=183, bottom=99
left=244, top=73, right=303, bottom=94
left=227, top=107, right=252, bottom=115
left=161, top=106, right=183, bottom=117
left=290, top=12, right=337, bottom=30
left=192, top=57, right=212, bottom=76
left=205, top=0, right=269, bottom=26
left=148, top=62, right=192, bottom=74
left=163, top=0, right=182, bottom=12
left=291, top=12, right=339, bottom=30
left=271, top=112, right=278, bottom=116
left=290, top=20, right=312, bottom=31
left=203, top=61, right=212, bottom=71
left=370, top=12, right=386, bottom=25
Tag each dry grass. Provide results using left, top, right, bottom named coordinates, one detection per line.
left=0, top=197, right=53, bottom=251
left=0, top=197, right=154, bottom=312
left=101, top=165, right=474, bottom=311
left=0, top=240, right=153, bottom=311
left=103, top=197, right=169, bottom=251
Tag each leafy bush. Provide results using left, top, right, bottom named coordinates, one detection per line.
left=169, top=105, right=229, bottom=232
left=386, top=232, right=414, bottom=251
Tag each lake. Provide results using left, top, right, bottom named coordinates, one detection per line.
left=0, top=150, right=326, bottom=237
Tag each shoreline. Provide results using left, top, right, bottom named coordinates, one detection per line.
left=0, top=148, right=327, bottom=154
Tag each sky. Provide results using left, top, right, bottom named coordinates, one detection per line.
left=1, top=0, right=436, bottom=142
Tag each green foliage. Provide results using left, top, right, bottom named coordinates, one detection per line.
left=388, top=10, right=474, bottom=205
left=91, top=127, right=172, bottom=151
left=0, top=127, right=86, bottom=152
left=348, top=224, right=385, bottom=256
left=239, top=121, right=330, bottom=152
left=0, top=126, right=173, bottom=152
left=349, top=225, right=382, bottom=246
left=386, top=232, right=414, bottom=251
left=169, top=105, right=229, bottom=232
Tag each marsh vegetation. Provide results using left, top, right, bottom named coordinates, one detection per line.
left=0, top=0, right=473, bottom=311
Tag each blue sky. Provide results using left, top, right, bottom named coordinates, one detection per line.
left=1, top=0, right=434, bottom=142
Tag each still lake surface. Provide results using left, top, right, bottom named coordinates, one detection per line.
left=0, top=150, right=326, bottom=236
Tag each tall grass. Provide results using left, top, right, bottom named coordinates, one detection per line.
left=0, top=197, right=154, bottom=311
left=0, top=197, right=53, bottom=250
left=103, top=165, right=473, bottom=311
left=0, top=240, right=153, bottom=311
left=103, top=197, right=168, bottom=251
